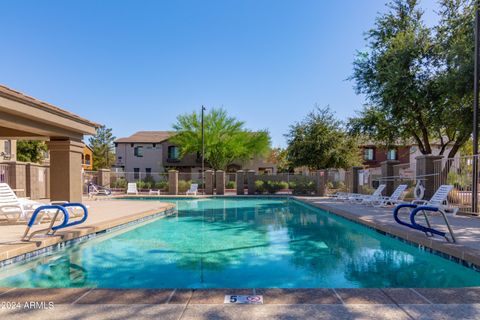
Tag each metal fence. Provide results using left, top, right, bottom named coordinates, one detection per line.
left=0, top=164, right=10, bottom=184
left=433, top=155, right=476, bottom=214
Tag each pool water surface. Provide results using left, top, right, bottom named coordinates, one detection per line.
left=0, top=197, right=479, bottom=288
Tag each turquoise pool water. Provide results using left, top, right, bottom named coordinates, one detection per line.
left=1, top=197, right=480, bottom=288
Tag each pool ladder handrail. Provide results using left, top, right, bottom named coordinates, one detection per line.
left=22, top=203, right=89, bottom=241
left=393, top=204, right=456, bottom=243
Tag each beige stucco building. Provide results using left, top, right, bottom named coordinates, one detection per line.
left=114, top=131, right=276, bottom=179
left=0, top=85, right=99, bottom=202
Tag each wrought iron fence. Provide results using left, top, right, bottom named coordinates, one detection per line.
left=0, top=164, right=10, bottom=184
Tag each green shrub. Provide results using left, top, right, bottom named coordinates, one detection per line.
left=155, top=181, right=168, bottom=190
left=136, top=180, right=146, bottom=189
left=288, top=181, right=296, bottom=189
left=178, top=180, right=191, bottom=193
left=111, top=178, right=127, bottom=189
left=255, top=180, right=265, bottom=194
left=143, top=181, right=152, bottom=189
left=326, top=181, right=334, bottom=190
left=292, top=180, right=316, bottom=195
left=226, top=181, right=235, bottom=189
left=264, top=180, right=289, bottom=194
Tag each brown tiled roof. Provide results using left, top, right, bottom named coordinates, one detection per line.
left=116, top=131, right=176, bottom=143
left=0, top=84, right=100, bottom=128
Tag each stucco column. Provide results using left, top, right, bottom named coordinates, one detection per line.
left=315, top=170, right=326, bottom=196
left=97, top=169, right=111, bottom=188
left=416, top=155, right=443, bottom=199
left=247, top=170, right=256, bottom=195
left=205, top=170, right=214, bottom=195
left=215, top=170, right=225, bottom=195
left=47, top=139, right=84, bottom=202
left=168, top=170, right=178, bottom=195
left=381, top=160, right=400, bottom=196
left=351, top=166, right=363, bottom=194
left=236, top=170, right=245, bottom=195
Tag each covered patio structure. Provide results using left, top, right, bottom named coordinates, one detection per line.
left=0, top=85, right=99, bottom=202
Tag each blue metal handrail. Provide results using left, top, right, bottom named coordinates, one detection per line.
left=53, top=203, right=88, bottom=230
left=27, top=205, right=69, bottom=228
left=393, top=204, right=419, bottom=229
left=410, top=206, right=446, bottom=238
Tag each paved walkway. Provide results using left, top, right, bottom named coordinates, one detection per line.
left=297, top=197, right=480, bottom=266
left=0, top=199, right=175, bottom=263
left=1, top=288, right=480, bottom=319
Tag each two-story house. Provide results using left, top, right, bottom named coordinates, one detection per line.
left=114, top=131, right=276, bottom=178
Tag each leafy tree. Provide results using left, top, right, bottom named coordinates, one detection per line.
left=17, top=140, right=47, bottom=163
left=88, top=125, right=116, bottom=170
left=267, top=148, right=292, bottom=173
left=285, top=106, right=361, bottom=170
left=349, top=0, right=474, bottom=158
left=171, top=108, right=271, bottom=170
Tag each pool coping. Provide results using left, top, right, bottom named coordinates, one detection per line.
left=293, top=197, right=480, bottom=271
left=0, top=202, right=176, bottom=267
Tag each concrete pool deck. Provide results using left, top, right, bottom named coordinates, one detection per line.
left=0, top=199, right=175, bottom=264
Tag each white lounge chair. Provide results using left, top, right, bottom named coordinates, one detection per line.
left=348, top=184, right=386, bottom=204
left=186, top=183, right=198, bottom=196
left=371, top=184, right=408, bottom=207
left=411, top=184, right=458, bottom=215
left=127, top=183, right=138, bottom=195
left=88, top=183, right=112, bottom=199
left=149, top=189, right=160, bottom=195
left=0, top=183, right=68, bottom=224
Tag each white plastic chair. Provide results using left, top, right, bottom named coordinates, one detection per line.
left=127, top=183, right=138, bottom=195
left=348, top=184, right=386, bottom=204
left=186, top=183, right=198, bottom=196
left=372, top=184, right=408, bottom=207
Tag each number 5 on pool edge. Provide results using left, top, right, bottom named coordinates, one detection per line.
left=230, top=295, right=237, bottom=303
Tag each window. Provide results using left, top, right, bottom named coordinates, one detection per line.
left=364, top=148, right=374, bottom=161
left=146, top=168, right=152, bottom=178
left=387, top=149, right=397, bottom=160
left=4, top=140, right=11, bottom=155
left=168, top=146, right=179, bottom=160
left=85, top=154, right=91, bottom=165
left=134, top=146, right=143, bottom=157
left=134, top=168, right=140, bottom=179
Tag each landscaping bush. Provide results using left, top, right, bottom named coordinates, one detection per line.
left=136, top=180, right=146, bottom=189
left=111, top=178, right=127, bottom=189
left=326, top=181, right=334, bottom=190
left=226, top=181, right=235, bottom=189
left=292, top=180, right=316, bottom=195
left=178, top=180, right=191, bottom=193
left=155, top=180, right=168, bottom=190
left=288, top=181, right=296, bottom=190
left=263, top=180, right=289, bottom=194
left=255, top=180, right=265, bottom=194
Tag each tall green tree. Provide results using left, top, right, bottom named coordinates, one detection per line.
left=267, top=148, right=291, bottom=173
left=17, top=140, right=47, bottom=163
left=88, top=125, right=116, bottom=170
left=285, top=106, right=361, bottom=170
left=171, top=108, right=271, bottom=170
left=349, top=0, right=474, bottom=158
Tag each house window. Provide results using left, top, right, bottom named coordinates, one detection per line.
left=168, top=146, right=179, bottom=160
left=387, top=149, right=397, bottom=160
left=134, top=168, right=140, bottom=179
left=146, top=168, right=152, bottom=177
left=364, top=148, right=374, bottom=161
left=4, top=140, right=11, bottom=155
left=134, top=146, right=143, bottom=157
left=85, top=154, right=91, bottom=165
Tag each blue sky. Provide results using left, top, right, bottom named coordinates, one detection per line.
left=1, top=0, right=438, bottom=147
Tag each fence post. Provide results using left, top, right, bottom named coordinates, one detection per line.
left=236, top=170, right=245, bottom=195
left=315, top=170, right=326, bottom=196
left=247, top=170, right=256, bottom=195
left=205, top=170, right=214, bottom=195
left=381, top=160, right=399, bottom=196
left=351, top=166, right=363, bottom=194
left=416, top=155, right=443, bottom=199
left=97, top=169, right=111, bottom=188
left=168, top=170, right=178, bottom=195
left=215, top=170, right=225, bottom=195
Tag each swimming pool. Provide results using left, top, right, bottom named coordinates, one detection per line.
left=0, top=197, right=479, bottom=288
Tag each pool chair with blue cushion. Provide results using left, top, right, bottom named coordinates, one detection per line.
left=186, top=183, right=198, bottom=196
left=371, top=184, right=408, bottom=208
left=348, top=184, right=386, bottom=204
left=393, top=185, right=458, bottom=242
